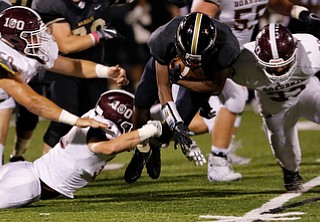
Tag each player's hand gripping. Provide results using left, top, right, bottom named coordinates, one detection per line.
left=107, top=65, right=129, bottom=86
left=147, top=120, right=163, bottom=137
left=169, top=57, right=184, bottom=84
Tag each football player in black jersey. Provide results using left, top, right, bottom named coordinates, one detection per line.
left=124, top=12, right=240, bottom=183
left=10, top=0, right=131, bottom=158
left=0, top=0, right=10, bottom=12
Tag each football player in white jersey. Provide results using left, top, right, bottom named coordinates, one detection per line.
left=187, top=0, right=320, bottom=182
left=0, top=6, right=129, bottom=164
left=0, top=89, right=162, bottom=209
left=229, top=23, right=320, bottom=192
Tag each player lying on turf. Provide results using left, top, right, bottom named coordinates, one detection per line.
left=0, top=90, right=162, bottom=209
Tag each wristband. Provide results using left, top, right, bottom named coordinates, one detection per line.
left=180, top=66, right=190, bottom=77
left=291, top=5, right=308, bottom=20
left=95, top=64, right=109, bottom=78
left=138, top=124, right=158, bottom=141
left=89, top=32, right=100, bottom=46
left=58, top=110, right=79, bottom=126
left=161, top=101, right=183, bottom=130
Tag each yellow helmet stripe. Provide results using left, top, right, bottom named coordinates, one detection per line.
left=191, top=13, right=202, bottom=55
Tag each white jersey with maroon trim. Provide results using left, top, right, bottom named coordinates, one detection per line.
left=231, top=33, right=320, bottom=115
left=206, top=0, right=269, bottom=46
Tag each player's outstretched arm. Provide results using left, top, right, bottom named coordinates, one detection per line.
left=50, top=56, right=129, bottom=86
left=89, top=121, right=162, bottom=155
left=0, top=78, right=107, bottom=129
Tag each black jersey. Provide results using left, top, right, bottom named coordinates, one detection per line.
left=148, top=16, right=240, bottom=75
left=0, top=0, right=10, bottom=12
left=31, top=0, right=119, bottom=64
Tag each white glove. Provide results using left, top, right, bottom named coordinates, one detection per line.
left=181, top=140, right=206, bottom=166
left=147, top=120, right=162, bottom=137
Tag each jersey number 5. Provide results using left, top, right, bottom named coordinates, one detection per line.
left=234, top=4, right=267, bottom=31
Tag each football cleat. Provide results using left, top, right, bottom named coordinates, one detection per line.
left=282, top=167, right=304, bottom=192
left=208, top=152, right=242, bottom=182
left=146, top=144, right=161, bottom=179
left=124, top=148, right=151, bottom=184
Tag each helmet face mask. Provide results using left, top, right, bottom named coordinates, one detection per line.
left=254, top=23, right=298, bottom=83
left=94, top=90, right=134, bottom=139
left=0, top=6, right=56, bottom=64
left=175, top=12, right=217, bottom=70
left=183, top=53, right=202, bottom=68
left=21, top=24, right=55, bottom=63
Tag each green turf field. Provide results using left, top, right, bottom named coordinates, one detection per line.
left=1, top=107, right=320, bottom=222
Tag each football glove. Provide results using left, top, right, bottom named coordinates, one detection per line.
left=96, top=26, right=124, bottom=41
left=161, top=102, right=192, bottom=151
left=299, top=10, right=320, bottom=24
left=181, top=140, right=206, bottom=166
left=299, top=10, right=320, bottom=39
left=173, top=122, right=192, bottom=152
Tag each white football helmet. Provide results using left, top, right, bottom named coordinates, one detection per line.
left=0, top=6, right=58, bottom=67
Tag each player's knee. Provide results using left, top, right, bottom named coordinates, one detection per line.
left=224, top=91, right=248, bottom=114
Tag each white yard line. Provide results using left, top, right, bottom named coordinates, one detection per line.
left=199, top=176, right=320, bottom=222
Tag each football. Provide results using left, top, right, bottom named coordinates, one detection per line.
left=169, top=57, right=207, bottom=81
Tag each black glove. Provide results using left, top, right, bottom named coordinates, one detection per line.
left=163, top=0, right=187, bottom=8
left=173, top=122, right=192, bottom=151
left=169, top=63, right=183, bottom=84
left=299, top=11, right=320, bottom=40
left=299, top=10, right=320, bottom=25
left=96, top=26, right=124, bottom=41
left=199, top=102, right=216, bottom=119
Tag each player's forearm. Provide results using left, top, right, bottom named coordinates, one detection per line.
left=51, top=56, right=109, bottom=78
left=26, top=96, right=61, bottom=120
left=2, top=79, right=78, bottom=124
left=91, top=121, right=161, bottom=155
left=24, top=95, right=80, bottom=125
left=50, top=22, right=94, bottom=54
left=57, top=35, right=94, bottom=54
left=155, top=62, right=173, bottom=105
left=92, top=130, right=142, bottom=155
